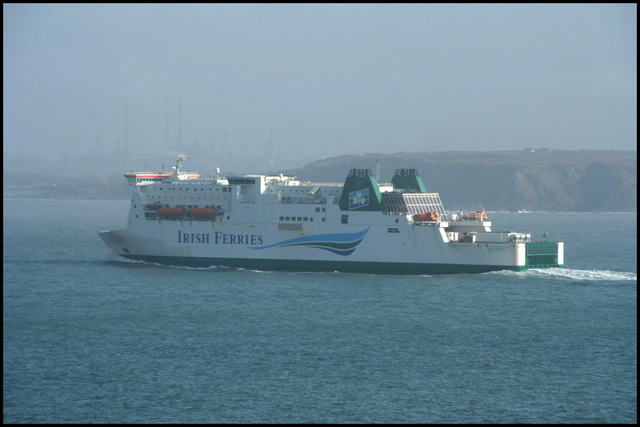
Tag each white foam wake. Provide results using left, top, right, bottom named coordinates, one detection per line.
left=525, top=267, right=637, bottom=281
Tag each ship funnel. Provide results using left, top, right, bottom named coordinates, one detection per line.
left=391, top=168, right=426, bottom=193
left=339, top=168, right=384, bottom=212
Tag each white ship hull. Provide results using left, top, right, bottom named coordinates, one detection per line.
left=99, top=155, right=564, bottom=274
left=100, top=220, right=531, bottom=274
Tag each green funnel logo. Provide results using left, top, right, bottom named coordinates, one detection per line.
left=349, top=188, right=369, bottom=210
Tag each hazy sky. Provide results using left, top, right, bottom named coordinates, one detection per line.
left=3, top=3, right=637, bottom=165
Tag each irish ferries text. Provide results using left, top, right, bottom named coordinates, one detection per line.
left=177, top=231, right=263, bottom=245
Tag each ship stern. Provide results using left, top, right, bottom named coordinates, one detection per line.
left=525, top=241, right=564, bottom=268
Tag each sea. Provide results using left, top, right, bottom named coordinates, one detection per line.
left=3, top=198, right=637, bottom=423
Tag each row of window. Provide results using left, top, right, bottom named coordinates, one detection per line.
left=145, top=196, right=226, bottom=201
left=279, top=216, right=315, bottom=222
left=152, top=187, right=232, bottom=192
left=228, top=178, right=256, bottom=185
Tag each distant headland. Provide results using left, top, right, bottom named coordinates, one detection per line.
left=3, top=149, right=636, bottom=212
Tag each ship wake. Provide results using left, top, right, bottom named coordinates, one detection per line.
left=496, top=267, right=636, bottom=282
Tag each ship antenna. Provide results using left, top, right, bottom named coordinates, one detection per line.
left=175, top=153, right=188, bottom=175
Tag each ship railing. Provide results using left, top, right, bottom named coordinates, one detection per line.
left=177, top=175, right=222, bottom=184
left=279, top=196, right=330, bottom=204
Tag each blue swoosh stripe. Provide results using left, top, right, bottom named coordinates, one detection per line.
left=307, top=245, right=357, bottom=256
left=251, top=228, right=370, bottom=250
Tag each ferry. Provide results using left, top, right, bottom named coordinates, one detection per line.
left=99, top=154, right=564, bottom=274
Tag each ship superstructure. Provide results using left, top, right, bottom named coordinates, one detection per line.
left=100, top=154, right=564, bottom=274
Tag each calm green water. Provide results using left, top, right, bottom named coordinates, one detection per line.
left=3, top=199, right=636, bottom=423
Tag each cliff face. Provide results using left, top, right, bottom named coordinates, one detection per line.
left=282, top=150, right=636, bottom=212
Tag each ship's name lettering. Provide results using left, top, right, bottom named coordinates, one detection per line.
left=177, top=231, right=263, bottom=245
left=177, top=231, right=210, bottom=244
left=214, top=231, right=263, bottom=245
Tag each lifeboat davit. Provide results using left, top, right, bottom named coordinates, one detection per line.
left=189, top=207, right=216, bottom=218
left=413, top=212, right=438, bottom=222
left=158, top=206, right=185, bottom=217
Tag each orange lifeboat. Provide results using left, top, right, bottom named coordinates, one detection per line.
left=462, top=211, right=488, bottom=220
left=189, top=207, right=216, bottom=218
left=413, top=212, right=438, bottom=222
left=158, top=206, right=185, bottom=217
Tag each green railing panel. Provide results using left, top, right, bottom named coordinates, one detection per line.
left=525, top=242, right=559, bottom=268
